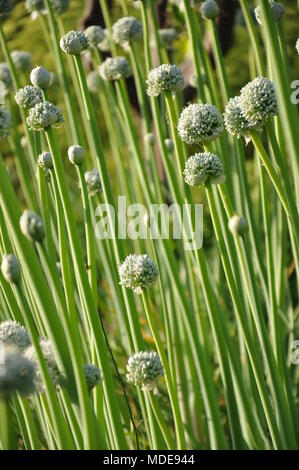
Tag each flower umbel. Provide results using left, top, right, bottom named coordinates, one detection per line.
left=0, top=320, right=31, bottom=350
left=146, top=64, right=185, bottom=97
left=25, top=338, right=63, bottom=392
left=239, top=77, right=278, bottom=127
left=0, top=345, right=36, bottom=398
left=26, top=101, right=64, bottom=131
left=183, top=152, right=225, bottom=186
left=178, top=103, right=223, bottom=144
left=11, top=51, right=32, bottom=72
left=112, top=16, right=142, bottom=47
left=15, top=86, right=43, bottom=109
left=224, top=96, right=254, bottom=138
left=119, top=254, right=159, bottom=294
left=84, top=25, right=105, bottom=47
left=126, top=351, right=164, bottom=393
left=99, top=57, right=132, bottom=81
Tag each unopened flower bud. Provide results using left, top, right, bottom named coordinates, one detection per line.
left=200, top=0, right=219, bottom=19
left=30, top=66, right=51, bottom=89
left=85, top=169, right=102, bottom=195
left=84, top=364, right=102, bottom=390
left=68, top=144, right=85, bottom=165
left=228, top=215, right=248, bottom=236
left=60, top=31, right=89, bottom=55
left=20, top=210, right=45, bottom=242
left=1, top=254, right=21, bottom=284
left=38, top=151, right=53, bottom=169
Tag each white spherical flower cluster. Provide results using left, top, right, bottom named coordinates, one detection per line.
left=183, top=152, right=225, bottom=187
left=1, top=254, right=21, bottom=284
left=84, top=364, right=102, bottom=390
left=60, top=31, right=89, bottom=55
left=0, top=345, right=36, bottom=398
left=158, top=28, right=178, bottom=49
left=98, top=29, right=111, bottom=52
left=20, top=210, right=45, bottom=242
left=30, top=66, right=51, bottom=89
left=126, top=351, right=164, bottom=393
left=0, top=107, right=11, bottom=139
left=146, top=64, right=185, bottom=97
left=0, top=0, right=13, bottom=19
left=84, top=25, right=105, bottom=47
left=11, top=50, right=32, bottom=72
left=200, top=0, right=220, bottom=19
left=68, top=144, right=85, bottom=165
left=26, top=338, right=62, bottom=392
left=26, top=101, right=64, bottom=131
left=51, top=0, right=70, bottom=14
left=0, top=62, right=13, bottom=92
left=15, top=86, right=43, bottom=109
left=228, top=214, right=248, bottom=236
left=178, top=103, right=223, bottom=144
left=84, top=169, right=102, bottom=195
left=87, top=70, right=101, bottom=93
left=119, top=254, right=159, bottom=294
left=38, top=151, right=53, bottom=170
left=112, top=17, right=142, bottom=47
left=239, top=77, right=278, bottom=127
left=0, top=320, right=31, bottom=350
left=99, top=56, right=132, bottom=81
left=254, top=1, right=284, bottom=25
left=224, top=96, right=253, bottom=138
